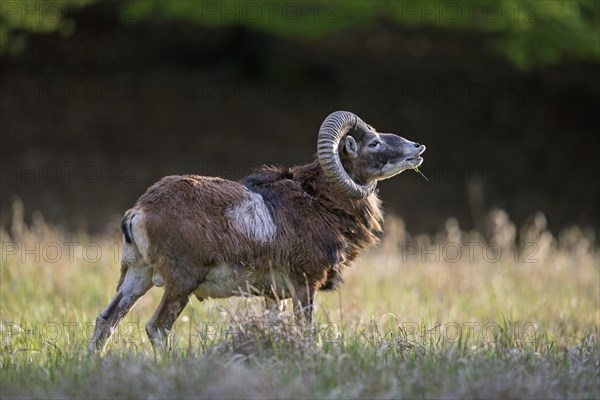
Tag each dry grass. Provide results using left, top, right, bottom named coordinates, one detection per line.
left=1, top=201, right=598, bottom=399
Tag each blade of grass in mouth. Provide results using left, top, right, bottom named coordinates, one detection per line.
left=408, top=160, right=429, bottom=181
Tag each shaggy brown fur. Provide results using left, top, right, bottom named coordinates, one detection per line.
left=125, top=160, right=382, bottom=300
left=89, top=114, right=425, bottom=354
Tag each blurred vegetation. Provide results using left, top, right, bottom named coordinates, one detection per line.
left=0, top=0, right=598, bottom=69
left=1, top=202, right=598, bottom=398
left=0, top=0, right=92, bottom=56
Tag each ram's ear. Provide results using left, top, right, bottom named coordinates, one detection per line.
left=343, top=135, right=359, bottom=159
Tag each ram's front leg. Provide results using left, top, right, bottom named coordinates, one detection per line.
left=292, top=285, right=315, bottom=326
left=264, top=296, right=286, bottom=315
left=88, top=265, right=153, bottom=354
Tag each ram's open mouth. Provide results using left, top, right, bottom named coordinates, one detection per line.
left=404, top=145, right=426, bottom=167
left=405, top=156, right=423, bottom=167
left=380, top=145, right=426, bottom=179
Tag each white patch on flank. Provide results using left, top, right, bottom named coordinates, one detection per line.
left=227, top=189, right=276, bottom=243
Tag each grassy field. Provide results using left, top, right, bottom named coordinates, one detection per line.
left=1, top=203, right=598, bottom=399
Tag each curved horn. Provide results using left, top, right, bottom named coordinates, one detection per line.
left=317, top=111, right=377, bottom=199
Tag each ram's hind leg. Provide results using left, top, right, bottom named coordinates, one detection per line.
left=145, top=289, right=191, bottom=350
left=145, top=259, right=209, bottom=351
left=88, top=265, right=153, bottom=354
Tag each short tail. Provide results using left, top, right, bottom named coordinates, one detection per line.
left=121, top=216, right=134, bottom=244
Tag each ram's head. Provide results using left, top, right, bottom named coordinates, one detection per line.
left=318, top=111, right=426, bottom=199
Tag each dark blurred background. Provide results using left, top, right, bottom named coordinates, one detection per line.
left=1, top=0, right=599, bottom=235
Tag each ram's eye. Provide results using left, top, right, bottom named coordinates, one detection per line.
left=368, top=141, right=380, bottom=148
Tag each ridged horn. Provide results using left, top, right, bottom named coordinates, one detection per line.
left=317, top=111, right=377, bottom=199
